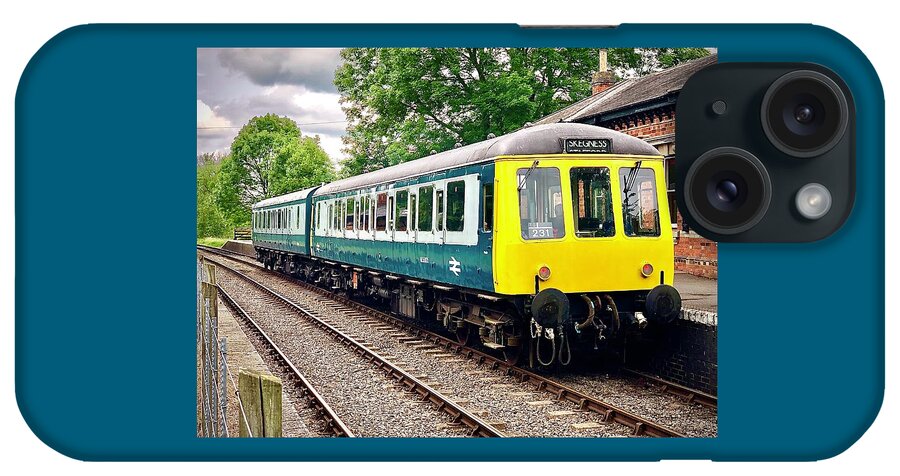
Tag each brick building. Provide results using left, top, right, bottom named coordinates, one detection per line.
left=533, top=53, right=718, bottom=279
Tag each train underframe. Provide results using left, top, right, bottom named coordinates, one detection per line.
left=256, top=247, right=681, bottom=369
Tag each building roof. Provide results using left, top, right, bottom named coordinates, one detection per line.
left=313, top=123, right=661, bottom=196
left=533, top=54, right=717, bottom=125
left=253, top=186, right=318, bottom=209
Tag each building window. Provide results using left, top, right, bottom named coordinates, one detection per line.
left=418, top=185, right=433, bottom=232
left=446, top=180, right=465, bottom=232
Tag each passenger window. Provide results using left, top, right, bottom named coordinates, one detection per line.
left=482, top=182, right=494, bottom=232
left=446, top=180, right=465, bottom=232
left=346, top=199, right=354, bottom=230
left=375, top=193, right=387, bottom=231
left=396, top=190, right=408, bottom=232
left=418, top=186, right=433, bottom=232
left=410, top=194, right=417, bottom=231
left=518, top=167, right=565, bottom=240
left=436, top=189, right=445, bottom=232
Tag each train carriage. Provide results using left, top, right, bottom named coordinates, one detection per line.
left=252, top=123, right=682, bottom=367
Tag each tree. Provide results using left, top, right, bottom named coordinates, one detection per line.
left=607, top=48, right=710, bottom=78
left=196, top=153, right=229, bottom=238
left=215, top=114, right=337, bottom=227
left=269, top=135, right=337, bottom=196
left=335, top=47, right=710, bottom=177
left=220, top=114, right=301, bottom=208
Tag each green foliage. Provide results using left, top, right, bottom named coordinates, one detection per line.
left=269, top=135, right=336, bottom=196
left=607, top=48, right=710, bottom=78
left=335, top=47, right=710, bottom=177
left=197, top=153, right=229, bottom=238
left=197, top=237, right=229, bottom=248
left=206, top=114, right=337, bottom=231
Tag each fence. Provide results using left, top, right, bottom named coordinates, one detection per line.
left=197, top=256, right=282, bottom=437
left=197, top=258, right=230, bottom=437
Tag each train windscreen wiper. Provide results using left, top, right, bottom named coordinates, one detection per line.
left=517, top=160, right=540, bottom=191
left=623, top=160, right=643, bottom=199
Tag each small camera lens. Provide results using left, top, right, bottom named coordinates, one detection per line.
left=761, top=70, right=849, bottom=158
left=793, top=104, right=815, bottom=124
left=715, top=180, right=739, bottom=203
left=684, top=147, right=771, bottom=235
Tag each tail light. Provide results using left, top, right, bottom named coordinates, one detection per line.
left=538, top=265, right=552, bottom=281
left=641, top=263, right=654, bottom=277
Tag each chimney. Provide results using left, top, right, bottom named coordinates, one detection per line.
left=591, top=49, right=616, bottom=95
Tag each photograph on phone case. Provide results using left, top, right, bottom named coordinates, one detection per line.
left=195, top=47, right=719, bottom=438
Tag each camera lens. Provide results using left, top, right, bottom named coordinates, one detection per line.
left=684, top=147, right=771, bottom=235
left=716, top=180, right=738, bottom=202
left=761, top=70, right=849, bottom=158
left=793, top=104, right=815, bottom=124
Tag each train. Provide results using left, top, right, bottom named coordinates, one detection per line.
left=251, top=123, right=682, bottom=367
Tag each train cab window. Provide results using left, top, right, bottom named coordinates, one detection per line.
left=446, top=181, right=465, bottom=232
left=482, top=183, right=494, bottom=232
left=418, top=186, right=433, bottom=232
left=375, top=193, right=387, bottom=231
left=571, top=168, right=615, bottom=238
left=396, top=190, right=408, bottom=232
left=436, top=189, right=445, bottom=232
left=517, top=167, right=565, bottom=240
left=619, top=166, right=661, bottom=237
left=346, top=199, right=354, bottom=230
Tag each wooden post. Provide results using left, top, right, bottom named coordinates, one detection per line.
left=204, top=262, right=217, bottom=285
left=238, top=370, right=264, bottom=438
left=259, top=374, right=283, bottom=437
left=237, top=370, right=282, bottom=437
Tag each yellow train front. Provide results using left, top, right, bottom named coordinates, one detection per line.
left=489, top=135, right=681, bottom=366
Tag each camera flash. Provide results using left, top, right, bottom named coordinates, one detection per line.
left=795, top=183, right=832, bottom=220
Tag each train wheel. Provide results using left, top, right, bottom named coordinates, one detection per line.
left=502, top=345, right=523, bottom=366
left=455, top=324, right=474, bottom=346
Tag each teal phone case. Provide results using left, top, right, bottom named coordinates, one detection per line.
left=15, top=23, right=884, bottom=460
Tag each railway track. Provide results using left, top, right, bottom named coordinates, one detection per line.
left=213, top=258, right=505, bottom=438
left=622, top=369, right=717, bottom=409
left=217, top=284, right=354, bottom=437
left=199, top=244, right=718, bottom=411
left=199, top=245, right=695, bottom=437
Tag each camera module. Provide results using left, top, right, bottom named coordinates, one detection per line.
left=684, top=147, right=772, bottom=235
left=761, top=70, right=849, bottom=158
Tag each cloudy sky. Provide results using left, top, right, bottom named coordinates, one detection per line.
left=197, top=48, right=347, bottom=162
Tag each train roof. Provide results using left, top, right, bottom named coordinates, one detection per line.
left=252, top=186, right=318, bottom=209
left=315, top=123, right=660, bottom=195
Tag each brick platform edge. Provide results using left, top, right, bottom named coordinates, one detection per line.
left=626, top=311, right=718, bottom=395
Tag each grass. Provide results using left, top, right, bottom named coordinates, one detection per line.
left=197, top=237, right=229, bottom=248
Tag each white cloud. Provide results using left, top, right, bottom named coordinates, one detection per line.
left=196, top=99, right=232, bottom=128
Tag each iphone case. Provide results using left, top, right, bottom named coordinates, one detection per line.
left=15, top=23, right=884, bottom=461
